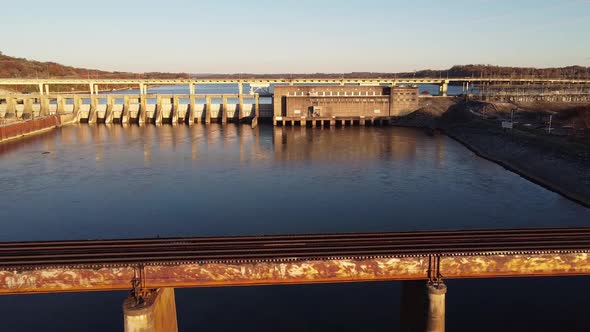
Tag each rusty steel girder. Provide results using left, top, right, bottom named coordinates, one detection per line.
left=1, top=253, right=590, bottom=295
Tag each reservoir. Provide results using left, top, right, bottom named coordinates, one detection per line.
left=0, top=124, right=589, bottom=331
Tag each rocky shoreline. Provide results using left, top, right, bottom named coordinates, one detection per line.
left=394, top=99, right=590, bottom=207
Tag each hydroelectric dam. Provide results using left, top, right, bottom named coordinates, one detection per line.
left=2, top=77, right=590, bottom=132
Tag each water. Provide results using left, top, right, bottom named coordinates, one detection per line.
left=0, top=124, right=589, bottom=331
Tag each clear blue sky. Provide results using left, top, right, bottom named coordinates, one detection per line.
left=2, top=0, right=589, bottom=73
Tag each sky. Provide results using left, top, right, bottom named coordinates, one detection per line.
left=1, top=0, right=589, bottom=73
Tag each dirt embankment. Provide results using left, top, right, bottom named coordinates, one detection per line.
left=394, top=98, right=590, bottom=207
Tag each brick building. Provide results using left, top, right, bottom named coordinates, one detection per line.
left=273, top=85, right=419, bottom=120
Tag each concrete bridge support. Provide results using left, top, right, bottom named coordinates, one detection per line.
left=57, top=96, right=65, bottom=114
left=439, top=81, right=449, bottom=97
left=172, top=96, right=180, bottom=124
left=156, top=96, right=163, bottom=125
left=188, top=95, right=195, bottom=124
left=89, top=96, right=99, bottom=124
left=122, top=96, right=130, bottom=124
left=23, top=98, right=33, bottom=119
left=400, top=281, right=447, bottom=332
left=123, top=288, right=178, bottom=332
left=221, top=96, right=228, bottom=124
left=73, top=96, right=82, bottom=122
left=40, top=96, right=49, bottom=116
left=205, top=96, right=212, bottom=124
left=238, top=94, right=244, bottom=122
left=140, top=96, right=148, bottom=124
left=426, top=283, right=446, bottom=332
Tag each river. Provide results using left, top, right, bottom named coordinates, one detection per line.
left=0, top=123, right=589, bottom=331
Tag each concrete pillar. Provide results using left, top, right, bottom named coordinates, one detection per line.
left=40, top=96, right=49, bottom=116
left=73, top=96, right=81, bottom=121
left=426, top=283, right=447, bottom=332
left=189, top=83, right=195, bottom=95
left=140, top=96, right=148, bottom=124
left=221, top=96, right=228, bottom=124
left=123, top=288, right=178, bottom=332
left=156, top=96, right=163, bottom=125
left=94, top=85, right=100, bottom=95
left=205, top=96, right=211, bottom=124
left=172, top=96, right=180, bottom=124
left=237, top=82, right=243, bottom=95
left=188, top=95, right=195, bottom=125
left=6, top=97, right=16, bottom=116
left=439, top=81, right=449, bottom=97
left=57, top=96, right=65, bottom=114
left=254, top=94, right=260, bottom=118
left=399, top=281, right=447, bottom=332
left=23, top=98, right=33, bottom=118
left=360, top=116, right=366, bottom=126
left=44, top=84, right=50, bottom=95
left=89, top=96, right=98, bottom=124
left=38, top=83, right=44, bottom=95
left=238, top=93, right=244, bottom=121
left=89, top=83, right=94, bottom=95
left=122, top=96, right=130, bottom=124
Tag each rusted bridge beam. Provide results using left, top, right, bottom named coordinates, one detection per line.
left=1, top=252, right=589, bottom=295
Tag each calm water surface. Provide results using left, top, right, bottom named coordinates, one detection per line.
left=0, top=124, right=589, bottom=331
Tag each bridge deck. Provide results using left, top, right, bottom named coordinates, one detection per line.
left=2, top=227, right=590, bottom=268
left=1, top=227, right=589, bottom=294
left=1, top=77, right=590, bottom=86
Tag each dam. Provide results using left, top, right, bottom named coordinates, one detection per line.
left=1, top=77, right=590, bottom=130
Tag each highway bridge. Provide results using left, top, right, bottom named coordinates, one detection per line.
left=1, top=77, right=590, bottom=96
left=1, top=227, right=590, bottom=332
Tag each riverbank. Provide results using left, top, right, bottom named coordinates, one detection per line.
left=394, top=98, right=590, bottom=207
left=444, top=121, right=590, bottom=207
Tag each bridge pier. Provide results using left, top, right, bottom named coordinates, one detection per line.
left=439, top=81, right=449, bottom=97
left=123, top=288, right=178, bottom=332
left=188, top=95, right=195, bottom=125
left=400, top=281, right=447, bottom=332
left=205, top=96, right=212, bottom=124
left=426, top=283, right=447, bottom=332
left=121, top=96, right=130, bottom=124
left=140, top=96, right=148, bottom=124
left=221, top=96, right=228, bottom=124
left=238, top=94, right=244, bottom=122
left=170, top=96, right=179, bottom=125
left=40, top=96, right=49, bottom=116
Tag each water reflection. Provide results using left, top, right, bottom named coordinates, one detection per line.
left=1, top=124, right=590, bottom=332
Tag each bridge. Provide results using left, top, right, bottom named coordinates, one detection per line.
left=1, top=77, right=590, bottom=97
left=1, top=227, right=590, bottom=332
